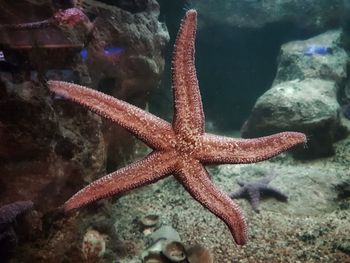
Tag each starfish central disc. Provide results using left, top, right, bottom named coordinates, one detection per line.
left=174, top=133, right=202, bottom=156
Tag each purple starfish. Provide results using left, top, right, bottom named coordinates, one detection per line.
left=229, top=174, right=288, bottom=213
left=0, top=201, right=34, bottom=263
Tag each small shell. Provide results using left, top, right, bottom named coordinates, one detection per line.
left=140, top=214, right=160, bottom=228
left=143, top=253, right=167, bottom=263
left=149, top=226, right=181, bottom=243
left=146, top=239, right=164, bottom=254
left=161, top=240, right=186, bottom=262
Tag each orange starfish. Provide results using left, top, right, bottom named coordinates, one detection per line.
left=48, top=9, right=306, bottom=245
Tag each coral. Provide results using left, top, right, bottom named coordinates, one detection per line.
left=0, top=7, right=91, bottom=30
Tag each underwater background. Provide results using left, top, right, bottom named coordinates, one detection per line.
left=0, top=0, right=350, bottom=262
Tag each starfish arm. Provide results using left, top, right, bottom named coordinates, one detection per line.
left=174, top=159, right=247, bottom=245
left=197, top=132, right=307, bottom=164
left=64, top=151, right=178, bottom=212
left=247, top=188, right=261, bottom=212
left=48, top=80, right=175, bottom=150
left=171, top=9, right=204, bottom=135
left=0, top=201, right=34, bottom=227
left=260, top=185, right=288, bottom=202
left=237, top=181, right=245, bottom=187
left=229, top=188, right=246, bottom=199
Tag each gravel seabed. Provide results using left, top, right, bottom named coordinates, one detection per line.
left=112, top=135, right=350, bottom=263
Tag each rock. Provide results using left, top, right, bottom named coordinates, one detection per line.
left=0, top=78, right=106, bottom=212
left=96, top=0, right=149, bottom=13
left=345, top=82, right=350, bottom=102
left=194, top=0, right=350, bottom=31
left=0, top=79, right=55, bottom=162
left=242, top=30, right=349, bottom=158
left=82, top=0, right=169, bottom=105
left=242, top=79, right=342, bottom=157
left=80, top=0, right=169, bottom=168
left=273, top=30, right=348, bottom=85
left=0, top=77, right=106, bottom=262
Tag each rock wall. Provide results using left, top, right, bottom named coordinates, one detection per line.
left=80, top=0, right=169, bottom=169
left=0, top=0, right=169, bottom=261
left=194, top=0, right=350, bottom=30
left=0, top=77, right=106, bottom=212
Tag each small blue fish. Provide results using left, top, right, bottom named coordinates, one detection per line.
left=0, top=51, right=5, bottom=61
left=79, top=49, right=88, bottom=60
left=103, top=47, right=124, bottom=56
left=304, top=45, right=332, bottom=56
left=80, top=47, right=124, bottom=60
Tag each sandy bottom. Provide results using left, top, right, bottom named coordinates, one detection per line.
left=111, top=136, right=350, bottom=263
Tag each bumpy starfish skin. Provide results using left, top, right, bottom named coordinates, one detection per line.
left=48, top=10, right=306, bottom=245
